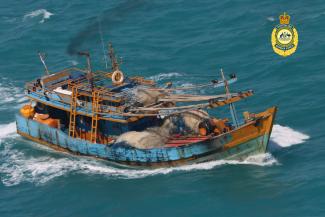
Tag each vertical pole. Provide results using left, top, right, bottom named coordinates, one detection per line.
left=108, top=42, right=119, bottom=71
left=220, top=69, right=239, bottom=128
left=38, top=52, right=49, bottom=75
left=85, top=53, right=94, bottom=90
left=78, top=51, right=94, bottom=90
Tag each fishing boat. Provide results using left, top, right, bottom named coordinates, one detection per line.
left=16, top=43, right=277, bottom=167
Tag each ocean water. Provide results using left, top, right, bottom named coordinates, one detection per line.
left=0, top=0, right=324, bottom=216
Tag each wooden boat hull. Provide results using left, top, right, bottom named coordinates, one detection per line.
left=15, top=107, right=277, bottom=168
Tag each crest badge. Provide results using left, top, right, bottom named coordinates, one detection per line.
left=271, top=12, right=298, bottom=57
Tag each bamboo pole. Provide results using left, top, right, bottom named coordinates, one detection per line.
left=221, top=69, right=239, bottom=128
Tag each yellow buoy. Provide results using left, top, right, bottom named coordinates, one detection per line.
left=20, top=105, right=35, bottom=119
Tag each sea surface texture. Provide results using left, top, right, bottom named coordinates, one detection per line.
left=0, top=0, right=324, bottom=216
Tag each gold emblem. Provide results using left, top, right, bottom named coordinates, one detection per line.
left=271, top=12, right=298, bottom=57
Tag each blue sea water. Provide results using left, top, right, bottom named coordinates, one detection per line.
left=0, top=0, right=324, bottom=216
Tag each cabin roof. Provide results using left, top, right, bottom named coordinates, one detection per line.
left=24, top=67, right=253, bottom=119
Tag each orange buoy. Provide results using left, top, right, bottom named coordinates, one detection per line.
left=20, top=105, right=35, bottom=118
left=33, top=113, right=60, bottom=128
left=35, top=117, right=60, bottom=128
left=213, top=127, right=222, bottom=135
left=199, top=127, right=207, bottom=136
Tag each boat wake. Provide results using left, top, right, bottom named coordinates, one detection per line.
left=0, top=82, right=25, bottom=104
left=0, top=80, right=26, bottom=112
left=0, top=142, right=277, bottom=187
left=0, top=122, right=309, bottom=186
left=23, top=9, right=53, bottom=23
left=0, top=122, right=17, bottom=142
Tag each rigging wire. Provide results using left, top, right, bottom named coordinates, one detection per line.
left=97, top=17, right=108, bottom=70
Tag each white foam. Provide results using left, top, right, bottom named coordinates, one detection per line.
left=23, top=9, right=54, bottom=23
left=0, top=84, right=23, bottom=104
left=0, top=119, right=305, bottom=186
left=149, top=72, right=182, bottom=81
left=77, top=153, right=277, bottom=179
left=17, top=96, right=28, bottom=103
left=3, top=16, right=18, bottom=24
left=270, top=124, right=310, bottom=147
left=0, top=80, right=25, bottom=113
left=267, top=16, right=275, bottom=22
left=0, top=143, right=277, bottom=186
left=0, top=81, right=24, bottom=105
left=0, top=122, right=16, bottom=141
left=0, top=148, right=69, bottom=186
left=69, top=60, right=79, bottom=66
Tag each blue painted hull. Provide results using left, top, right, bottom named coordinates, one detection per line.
left=16, top=114, right=270, bottom=167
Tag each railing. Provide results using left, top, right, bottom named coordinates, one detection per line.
left=25, top=81, right=126, bottom=117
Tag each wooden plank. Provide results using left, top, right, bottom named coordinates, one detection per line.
left=42, top=71, right=70, bottom=84
left=159, top=94, right=228, bottom=102
left=129, top=90, right=253, bottom=112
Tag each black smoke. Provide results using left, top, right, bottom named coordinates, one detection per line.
left=66, top=0, right=146, bottom=55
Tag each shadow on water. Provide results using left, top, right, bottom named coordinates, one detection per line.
left=267, top=140, right=282, bottom=152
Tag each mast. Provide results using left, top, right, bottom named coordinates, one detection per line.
left=220, top=69, right=239, bottom=128
left=38, top=52, right=49, bottom=75
left=108, top=42, right=120, bottom=71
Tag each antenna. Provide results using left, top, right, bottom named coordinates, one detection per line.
left=38, top=52, right=49, bottom=75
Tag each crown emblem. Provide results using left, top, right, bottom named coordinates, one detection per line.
left=272, top=12, right=298, bottom=57
left=279, top=12, right=290, bottom=25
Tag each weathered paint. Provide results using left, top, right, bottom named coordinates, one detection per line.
left=16, top=107, right=276, bottom=167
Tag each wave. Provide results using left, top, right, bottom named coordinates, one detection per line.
left=0, top=142, right=277, bottom=186
left=149, top=72, right=182, bottom=81
left=147, top=72, right=207, bottom=95
left=68, top=60, right=79, bottom=66
left=0, top=120, right=306, bottom=186
left=0, top=81, right=25, bottom=112
left=270, top=124, right=310, bottom=148
left=0, top=83, right=24, bottom=104
left=2, top=16, right=18, bottom=24
left=23, top=9, right=53, bottom=23
left=0, top=122, right=17, bottom=142
left=267, top=16, right=275, bottom=22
